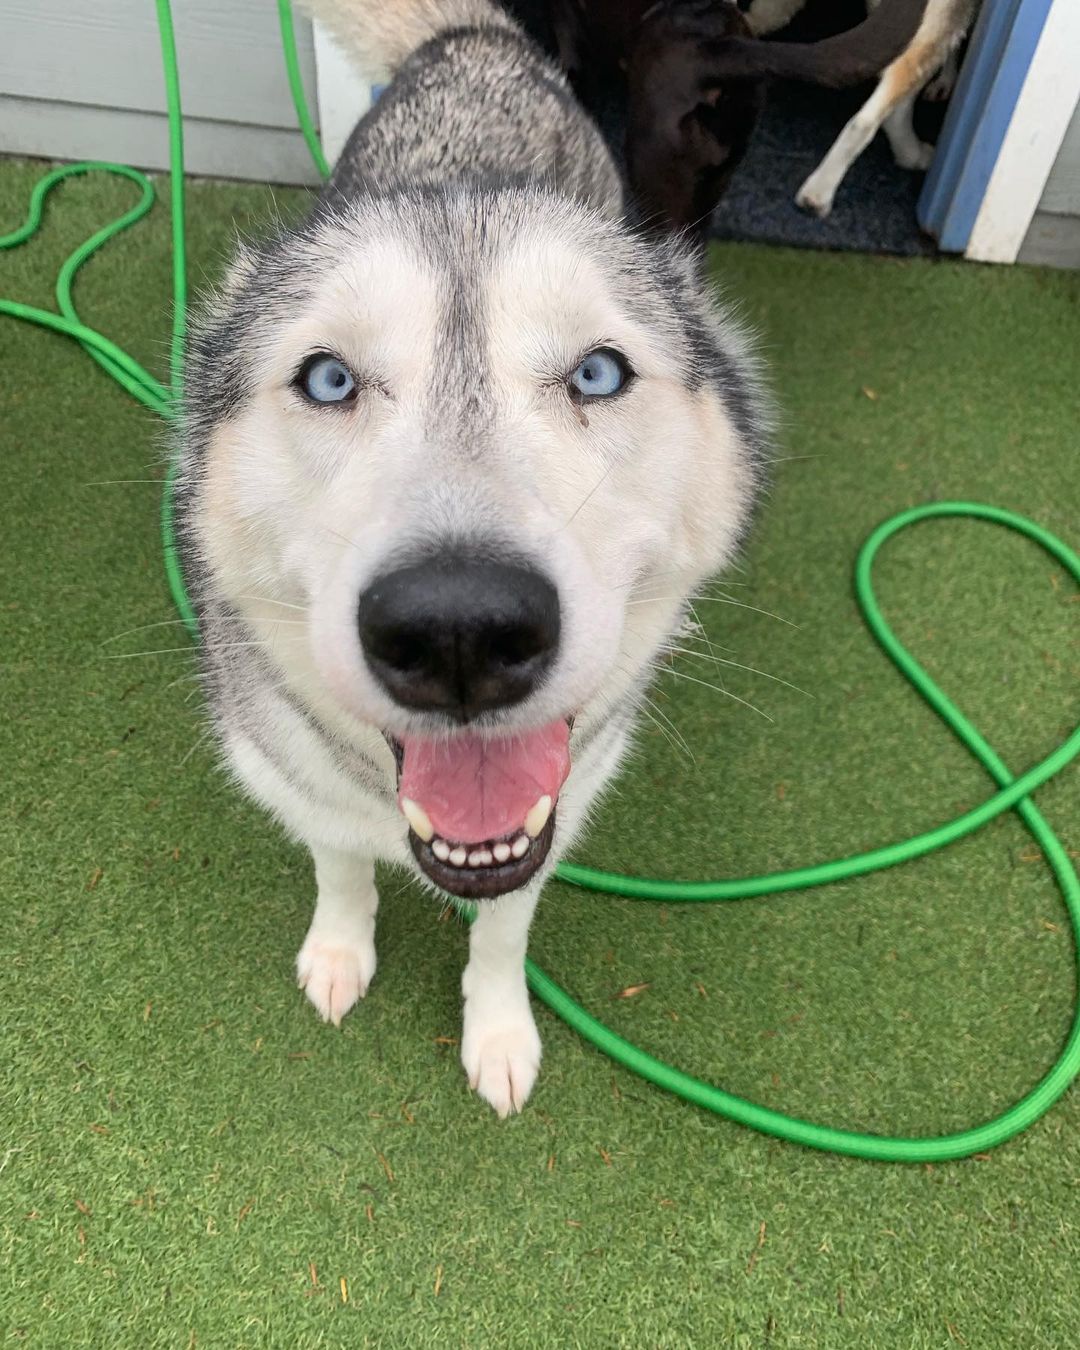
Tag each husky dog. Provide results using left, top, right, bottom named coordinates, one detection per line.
left=175, top=0, right=768, bottom=1116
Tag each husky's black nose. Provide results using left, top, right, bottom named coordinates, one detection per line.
left=357, top=559, right=560, bottom=722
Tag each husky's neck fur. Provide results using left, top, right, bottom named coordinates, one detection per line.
left=321, top=19, right=623, bottom=221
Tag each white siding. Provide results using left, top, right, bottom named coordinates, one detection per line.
left=1036, top=98, right=1080, bottom=216
left=0, top=0, right=323, bottom=184
left=1018, top=95, right=1080, bottom=267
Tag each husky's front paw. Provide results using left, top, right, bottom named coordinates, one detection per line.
left=461, top=987, right=541, bottom=1118
left=296, top=928, right=376, bottom=1026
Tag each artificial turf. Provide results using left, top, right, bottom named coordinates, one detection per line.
left=2, top=155, right=1079, bottom=1347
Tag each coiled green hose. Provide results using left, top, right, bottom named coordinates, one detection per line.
left=1, top=0, right=1076, bottom=1161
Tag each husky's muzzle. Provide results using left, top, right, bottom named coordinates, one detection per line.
left=359, top=554, right=571, bottom=899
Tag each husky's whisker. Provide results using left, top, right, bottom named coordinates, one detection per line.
left=636, top=703, right=690, bottom=762
left=682, top=601, right=735, bottom=655
left=108, top=647, right=201, bottom=661
left=661, top=667, right=774, bottom=722
left=663, top=645, right=811, bottom=697
left=559, top=461, right=615, bottom=531
left=324, top=526, right=367, bottom=555
left=613, top=572, right=751, bottom=601
left=103, top=614, right=302, bottom=646
left=179, top=727, right=216, bottom=768
left=684, top=594, right=798, bottom=628
left=626, top=590, right=791, bottom=629
left=639, top=695, right=695, bottom=763
left=238, top=594, right=309, bottom=612
left=102, top=618, right=199, bottom=645
left=107, top=638, right=305, bottom=660
left=164, top=670, right=205, bottom=692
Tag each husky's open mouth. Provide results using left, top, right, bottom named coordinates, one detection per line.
left=389, top=719, right=572, bottom=900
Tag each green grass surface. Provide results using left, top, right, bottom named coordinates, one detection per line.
left=2, top=156, right=1080, bottom=1347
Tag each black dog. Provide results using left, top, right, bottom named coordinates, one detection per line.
left=506, top=0, right=930, bottom=230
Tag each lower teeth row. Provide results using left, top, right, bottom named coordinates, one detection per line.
left=431, top=834, right=532, bottom=867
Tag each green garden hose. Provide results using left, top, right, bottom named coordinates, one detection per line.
left=1, top=0, right=1077, bottom=1162
left=540, top=503, right=1080, bottom=1162
left=277, top=0, right=331, bottom=179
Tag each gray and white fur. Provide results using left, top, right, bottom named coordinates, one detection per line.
left=174, top=0, right=769, bottom=1116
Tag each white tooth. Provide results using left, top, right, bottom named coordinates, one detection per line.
left=468, top=849, right=493, bottom=867
left=432, top=839, right=450, bottom=862
left=524, top=794, right=552, bottom=839
left=493, top=842, right=511, bottom=864
left=511, top=834, right=530, bottom=859
left=448, top=847, right=467, bottom=867
left=400, top=797, right=434, bottom=842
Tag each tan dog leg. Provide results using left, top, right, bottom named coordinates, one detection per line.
left=884, top=91, right=935, bottom=169
left=795, top=34, right=950, bottom=217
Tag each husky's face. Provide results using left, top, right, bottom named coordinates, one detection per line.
left=189, top=188, right=763, bottom=899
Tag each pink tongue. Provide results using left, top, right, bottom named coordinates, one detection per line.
left=398, top=720, right=571, bottom=845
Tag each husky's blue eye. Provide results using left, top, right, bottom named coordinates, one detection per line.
left=569, top=348, right=630, bottom=399
left=297, top=354, right=357, bottom=404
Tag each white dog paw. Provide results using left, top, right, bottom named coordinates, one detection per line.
left=296, top=930, right=376, bottom=1026
left=795, top=179, right=833, bottom=219
left=461, top=995, right=542, bottom=1118
left=894, top=140, right=935, bottom=172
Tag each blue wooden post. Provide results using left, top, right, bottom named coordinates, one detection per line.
left=918, top=0, right=1053, bottom=253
